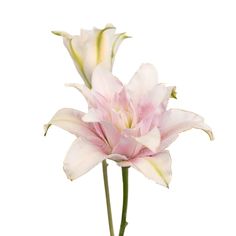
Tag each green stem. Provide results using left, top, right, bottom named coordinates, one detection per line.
left=102, top=160, right=114, bottom=236
left=119, top=167, right=129, bottom=236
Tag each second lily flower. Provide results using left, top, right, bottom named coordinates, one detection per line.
left=52, top=24, right=129, bottom=88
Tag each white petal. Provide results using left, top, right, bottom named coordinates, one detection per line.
left=44, top=108, right=94, bottom=138
left=91, top=64, right=123, bottom=99
left=82, top=31, right=98, bottom=81
left=64, top=138, right=106, bottom=180
left=127, top=63, right=158, bottom=103
left=131, top=151, right=172, bottom=187
left=160, top=109, right=214, bottom=142
left=52, top=31, right=91, bottom=87
left=135, top=127, right=161, bottom=153
left=71, top=35, right=84, bottom=59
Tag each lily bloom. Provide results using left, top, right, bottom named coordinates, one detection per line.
left=44, top=64, right=213, bottom=187
left=52, top=24, right=129, bottom=88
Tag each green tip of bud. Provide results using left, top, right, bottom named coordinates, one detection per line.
left=171, top=87, right=177, bottom=99
left=124, top=35, right=132, bottom=39
left=51, top=31, right=62, bottom=36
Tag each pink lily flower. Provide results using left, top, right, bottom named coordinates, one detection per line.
left=44, top=64, right=213, bottom=187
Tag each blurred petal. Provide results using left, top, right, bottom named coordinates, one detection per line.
left=127, top=64, right=158, bottom=102
left=135, top=127, right=161, bottom=152
left=64, top=138, right=106, bottom=180
left=160, top=109, right=214, bottom=143
left=44, top=108, right=94, bottom=138
left=131, top=151, right=172, bottom=187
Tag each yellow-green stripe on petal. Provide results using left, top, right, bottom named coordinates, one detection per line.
left=111, top=33, right=131, bottom=63
left=68, top=40, right=91, bottom=88
left=52, top=31, right=91, bottom=88
left=96, top=26, right=116, bottom=64
left=132, top=152, right=171, bottom=187
left=146, top=158, right=169, bottom=187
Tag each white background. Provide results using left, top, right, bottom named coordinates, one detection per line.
left=0, top=0, right=235, bottom=235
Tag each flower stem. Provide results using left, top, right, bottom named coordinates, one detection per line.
left=119, top=167, right=129, bottom=236
left=102, top=160, right=114, bottom=236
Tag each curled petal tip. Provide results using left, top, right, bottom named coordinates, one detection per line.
left=44, top=124, right=51, bottom=136
left=206, top=130, right=214, bottom=141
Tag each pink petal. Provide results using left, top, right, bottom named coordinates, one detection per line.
left=63, top=138, right=107, bottom=180
left=135, top=127, right=161, bottom=153
left=127, top=63, right=158, bottom=103
left=160, top=109, right=214, bottom=147
left=100, top=122, right=120, bottom=148
left=112, top=135, right=142, bottom=158
left=137, top=84, right=168, bottom=122
left=131, top=151, right=172, bottom=187
left=91, top=64, right=123, bottom=100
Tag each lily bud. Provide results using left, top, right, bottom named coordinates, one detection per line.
left=52, top=24, right=129, bottom=88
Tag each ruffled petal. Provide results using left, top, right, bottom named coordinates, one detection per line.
left=137, top=84, right=169, bottom=121
left=160, top=109, right=214, bottom=145
left=91, top=65, right=123, bottom=99
left=131, top=151, right=172, bottom=187
left=127, top=63, right=158, bottom=103
left=64, top=138, right=106, bottom=180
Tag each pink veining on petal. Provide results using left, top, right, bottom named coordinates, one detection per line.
left=47, top=63, right=213, bottom=184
